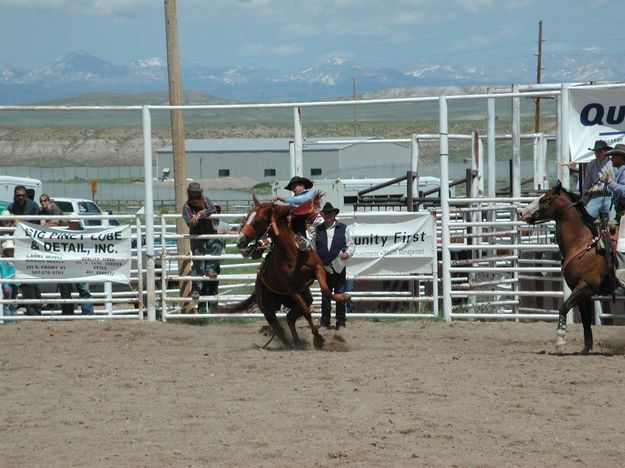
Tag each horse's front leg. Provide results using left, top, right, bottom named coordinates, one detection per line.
left=556, top=286, right=592, bottom=354
left=289, top=291, right=325, bottom=349
left=578, top=296, right=594, bottom=354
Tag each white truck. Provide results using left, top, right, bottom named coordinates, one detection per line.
left=0, top=175, right=42, bottom=210
left=51, top=197, right=119, bottom=227
left=272, top=177, right=444, bottom=212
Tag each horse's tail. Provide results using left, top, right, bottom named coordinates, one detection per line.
left=212, top=293, right=257, bottom=314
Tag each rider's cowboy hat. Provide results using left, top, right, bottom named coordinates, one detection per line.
left=285, top=176, right=313, bottom=191
left=588, top=140, right=612, bottom=151
left=320, top=202, right=339, bottom=215
left=606, top=144, right=625, bottom=158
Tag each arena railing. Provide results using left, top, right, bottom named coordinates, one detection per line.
left=0, top=213, right=142, bottom=321
left=154, top=212, right=440, bottom=322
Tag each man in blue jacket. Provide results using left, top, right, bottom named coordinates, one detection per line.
left=313, top=202, right=355, bottom=331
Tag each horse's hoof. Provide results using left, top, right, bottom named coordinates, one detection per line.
left=555, top=332, right=566, bottom=354
left=314, top=334, right=325, bottom=349
left=580, top=347, right=591, bottom=355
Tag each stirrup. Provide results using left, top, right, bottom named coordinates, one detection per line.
left=295, top=236, right=311, bottom=252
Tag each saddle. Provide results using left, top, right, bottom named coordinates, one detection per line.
left=560, top=220, right=619, bottom=295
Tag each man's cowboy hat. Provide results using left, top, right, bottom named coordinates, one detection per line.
left=589, top=140, right=612, bottom=151
left=321, top=202, right=339, bottom=215
left=606, top=143, right=625, bottom=158
left=284, top=176, right=313, bottom=191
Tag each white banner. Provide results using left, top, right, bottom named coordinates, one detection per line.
left=568, top=87, right=625, bottom=162
left=340, top=211, right=436, bottom=277
left=14, top=222, right=132, bottom=282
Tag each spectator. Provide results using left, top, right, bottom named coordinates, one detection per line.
left=58, top=219, right=94, bottom=315
left=1, top=209, right=14, bottom=237
left=8, top=187, right=42, bottom=315
left=581, top=140, right=614, bottom=219
left=181, top=182, right=219, bottom=313
left=39, top=194, right=65, bottom=227
left=207, top=202, right=239, bottom=301
left=0, top=239, right=18, bottom=321
left=20, top=279, right=42, bottom=316
left=313, top=202, right=355, bottom=331
left=7, top=185, right=39, bottom=218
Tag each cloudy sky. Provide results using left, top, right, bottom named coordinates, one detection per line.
left=0, top=0, right=622, bottom=72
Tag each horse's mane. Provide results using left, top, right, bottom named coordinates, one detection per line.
left=312, top=190, right=325, bottom=208
left=270, top=203, right=291, bottom=220
left=560, top=186, right=598, bottom=236
left=255, top=190, right=325, bottom=223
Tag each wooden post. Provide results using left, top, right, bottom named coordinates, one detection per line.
left=164, top=0, right=192, bottom=308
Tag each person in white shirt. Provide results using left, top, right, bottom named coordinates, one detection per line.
left=313, top=202, right=355, bottom=330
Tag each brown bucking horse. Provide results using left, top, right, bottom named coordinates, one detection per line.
left=214, top=193, right=350, bottom=349
left=519, top=181, right=616, bottom=354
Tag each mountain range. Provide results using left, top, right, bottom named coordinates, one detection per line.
left=0, top=51, right=622, bottom=104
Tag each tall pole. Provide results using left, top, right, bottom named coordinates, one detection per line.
left=534, top=20, right=543, bottom=133
left=164, top=0, right=191, bottom=306
left=352, top=78, right=357, bottom=136
left=512, top=83, right=521, bottom=198
left=439, top=96, right=452, bottom=321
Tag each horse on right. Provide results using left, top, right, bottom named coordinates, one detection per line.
left=519, top=181, right=617, bottom=354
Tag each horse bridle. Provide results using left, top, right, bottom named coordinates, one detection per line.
left=239, top=204, right=281, bottom=256
left=531, top=199, right=580, bottom=225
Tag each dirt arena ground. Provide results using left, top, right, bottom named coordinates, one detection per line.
left=2, top=319, right=625, bottom=467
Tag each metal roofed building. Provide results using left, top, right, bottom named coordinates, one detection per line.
left=155, top=137, right=411, bottom=183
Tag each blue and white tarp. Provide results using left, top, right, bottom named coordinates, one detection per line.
left=340, top=211, right=436, bottom=277
left=569, top=87, right=625, bottom=162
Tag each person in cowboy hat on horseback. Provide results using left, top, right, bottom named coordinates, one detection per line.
left=583, top=139, right=614, bottom=220
left=273, top=176, right=318, bottom=251
left=599, top=143, right=625, bottom=288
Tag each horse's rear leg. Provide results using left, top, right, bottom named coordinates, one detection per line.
left=314, top=264, right=351, bottom=303
left=579, top=296, right=594, bottom=354
left=263, top=310, right=290, bottom=347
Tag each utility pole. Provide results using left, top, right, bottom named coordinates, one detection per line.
left=352, top=78, right=357, bottom=136
left=164, top=0, right=192, bottom=306
left=534, top=20, right=543, bottom=133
